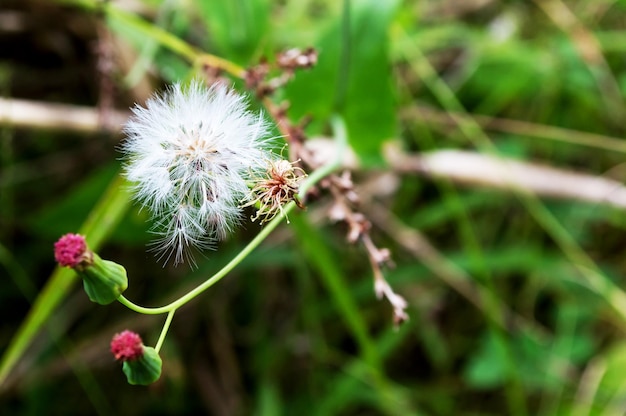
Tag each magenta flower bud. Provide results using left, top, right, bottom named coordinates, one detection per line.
left=54, top=233, right=89, bottom=268
left=54, top=233, right=128, bottom=305
left=111, top=330, right=144, bottom=361
left=111, top=330, right=162, bottom=385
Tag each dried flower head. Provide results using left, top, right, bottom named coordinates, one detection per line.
left=121, top=80, right=274, bottom=265
left=110, top=330, right=144, bottom=362
left=243, top=158, right=306, bottom=224
left=276, top=47, right=318, bottom=70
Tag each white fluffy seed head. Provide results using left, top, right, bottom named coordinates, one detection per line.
left=121, top=80, right=273, bottom=266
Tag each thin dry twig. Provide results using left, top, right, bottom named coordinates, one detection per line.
left=384, top=142, right=626, bottom=210
left=4, top=97, right=625, bottom=214
left=0, top=97, right=128, bottom=134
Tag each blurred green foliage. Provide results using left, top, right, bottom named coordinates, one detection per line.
left=3, top=0, right=626, bottom=415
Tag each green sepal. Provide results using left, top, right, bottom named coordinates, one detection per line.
left=122, top=347, right=162, bottom=385
left=77, top=253, right=128, bottom=305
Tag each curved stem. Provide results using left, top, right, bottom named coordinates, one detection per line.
left=118, top=201, right=295, bottom=314
left=117, top=115, right=348, bottom=316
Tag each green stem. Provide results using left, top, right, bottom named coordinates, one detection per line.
left=155, top=310, right=175, bottom=353
left=116, top=202, right=294, bottom=314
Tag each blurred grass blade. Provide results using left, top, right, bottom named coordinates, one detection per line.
left=290, top=214, right=378, bottom=366
left=58, top=0, right=199, bottom=62
left=290, top=213, right=407, bottom=415
left=0, top=174, right=131, bottom=388
left=396, top=25, right=626, bottom=331
left=196, top=0, right=270, bottom=64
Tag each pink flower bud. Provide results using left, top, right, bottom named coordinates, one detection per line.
left=54, top=233, right=88, bottom=268
left=53, top=233, right=128, bottom=304
left=110, top=330, right=144, bottom=362
left=111, top=331, right=163, bottom=385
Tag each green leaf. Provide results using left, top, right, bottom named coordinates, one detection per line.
left=196, top=0, right=270, bottom=64
left=285, top=0, right=399, bottom=166
left=464, top=332, right=507, bottom=389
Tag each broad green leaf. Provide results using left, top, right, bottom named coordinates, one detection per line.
left=285, top=0, right=399, bottom=166
left=196, top=0, right=270, bottom=64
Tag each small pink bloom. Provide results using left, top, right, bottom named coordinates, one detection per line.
left=54, top=233, right=87, bottom=268
left=110, top=330, right=144, bottom=362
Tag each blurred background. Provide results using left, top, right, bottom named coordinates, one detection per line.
left=3, top=0, right=626, bottom=415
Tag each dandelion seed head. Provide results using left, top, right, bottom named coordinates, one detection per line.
left=121, top=80, right=273, bottom=265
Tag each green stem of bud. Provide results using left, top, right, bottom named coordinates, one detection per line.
left=155, top=310, right=175, bottom=353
